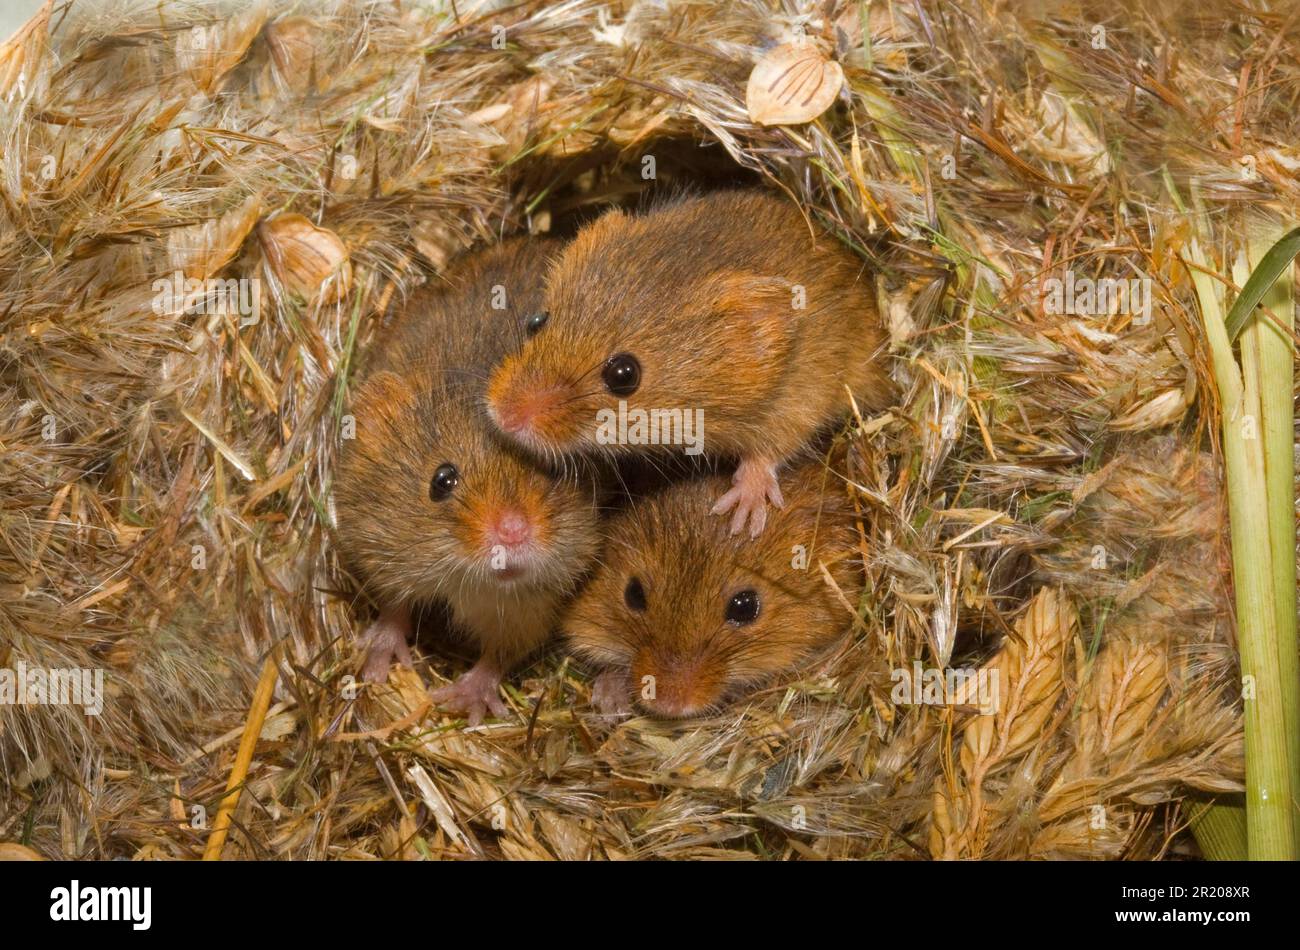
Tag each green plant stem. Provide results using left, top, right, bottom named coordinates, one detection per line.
left=1245, top=229, right=1299, bottom=850
left=1191, top=233, right=1296, bottom=860
left=1189, top=801, right=1248, bottom=860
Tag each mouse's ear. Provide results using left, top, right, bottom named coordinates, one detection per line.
left=553, top=207, right=629, bottom=274
left=541, top=209, right=629, bottom=310
left=711, top=272, right=799, bottom=360
left=350, top=370, right=417, bottom=428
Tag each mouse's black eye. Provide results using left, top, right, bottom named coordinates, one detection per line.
left=724, top=589, right=761, bottom=626
left=602, top=353, right=641, bottom=397
left=624, top=576, right=647, bottom=612
left=429, top=463, right=459, bottom=501
left=524, top=311, right=549, bottom=337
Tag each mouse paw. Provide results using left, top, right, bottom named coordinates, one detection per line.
left=710, top=458, right=784, bottom=537
left=590, top=669, right=632, bottom=716
left=429, top=659, right=510, bottom=727
left=360, top=609, right=414, bottom=684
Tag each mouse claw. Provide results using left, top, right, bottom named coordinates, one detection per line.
left=430, top=658, right=510, bottom=727
left=590, top=669, right=632, bottom=716
left=360, top=609, right=414, bottom=683
left=710, top=459, right=784, bottom=537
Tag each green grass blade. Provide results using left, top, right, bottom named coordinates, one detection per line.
left=1224, top=226, right=1300, bottom=340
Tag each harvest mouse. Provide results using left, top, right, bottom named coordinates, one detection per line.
left=485, top=190, right=892, bottom=536
left=334, top=237, right=601, bottom=725
left=563, top=460, right=863, bottom=718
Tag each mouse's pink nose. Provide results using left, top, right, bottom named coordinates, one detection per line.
left=494, top=401, right=535, bottom=435
left=487, top=374, right=566, bottom=439
left=490, top=509, right=533, bottom=548
left=630, top=651, right=716, bottom=719
left=641, top=691, right=699, bottom=719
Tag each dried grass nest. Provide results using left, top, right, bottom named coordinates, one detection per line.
left=6, top=0, right=1292, bottom=860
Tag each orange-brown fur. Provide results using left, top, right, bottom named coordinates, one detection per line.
left=485, top=191, right=893, bottom=466
left=334, top=238, right=601, bottom=674
left=563, top=461, right=864, bottom=718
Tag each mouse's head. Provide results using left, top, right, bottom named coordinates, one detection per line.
left=335, top=368, right=599, bottom=605
left=484, top=201, right=798, bottom=461
left=563, top=465, right=861, bottom=718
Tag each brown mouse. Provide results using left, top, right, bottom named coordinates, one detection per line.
left=484, top=190, right=892, bottom=537
left=563, top=460, right=864, bottom=719
left=334, top=237, right=601, bottom=725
